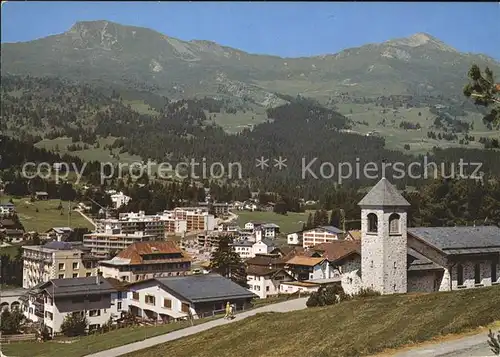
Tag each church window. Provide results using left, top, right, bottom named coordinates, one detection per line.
left=367, top=213, right=378, bottom=233
left=457, top=264, right=464, bottom=286
left=394, top=261, right=397, bottom=269
left=389, top=213, right=400, bottom=234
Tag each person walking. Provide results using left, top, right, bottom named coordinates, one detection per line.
left=224, top=302, right=230, bottom=319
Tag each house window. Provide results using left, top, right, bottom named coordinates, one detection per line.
left=73, top=273, right=78, bottom=278
left=117, top=302, right=122, bottom=310
left=132, top=292, right=139, bottom=300
left=389, top=214, right=400, bottom=234
left=457, top=264, right=464, bottom=286
left=163, top=298, right=172, bottom=309
left=58, top=263, right=65, bottom=270
left=181, top=303, right=190, bottom=313
left=474, top=263, right=481, bottom=284
left=72, top=262, right=79, bottom=270
left=58, top=274, right=64, bottom=279
left=145, top=295, right=156, bottom=305
left=266, top=286, right=270, bottom=292
left=367, top=213, right=378, bottom=233
left=492, top=263, right=498, bottom=283
left=89, top=310, right=101, bottom=317
left=86, top=272, right=91, bottom=277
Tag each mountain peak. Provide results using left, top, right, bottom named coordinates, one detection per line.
left=386, top=32, right=457, bottom=52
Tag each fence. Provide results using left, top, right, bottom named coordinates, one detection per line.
left=0, top=333, right=37, bottom=343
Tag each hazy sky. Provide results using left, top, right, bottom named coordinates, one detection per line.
left=2, top=2, right=499, bottom=59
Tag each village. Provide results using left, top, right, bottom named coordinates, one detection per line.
left=0, top=178, right=499, bottom=350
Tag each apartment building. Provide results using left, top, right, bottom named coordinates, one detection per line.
left=83, top=230, right=155, bottom=258
left=172, top=207, right=215, bottom=231
left=99, top=241, right=192, bottom=283
left=23, top=276, right=126, bottom=334
left=302, top=226, right=345, bottom=248
left=22, top=242, right=99, bottom=289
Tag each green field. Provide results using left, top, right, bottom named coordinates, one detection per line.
left=339, top=104, right=499, bottom=155
left=236, top=211, right=309, bottom=234
left=2, top=317, right=219, bottom=357
left=2, top=196, right=94, bottom=232
left=122, top=99, right=158, bottom=115
left=124, top=285, right=500, bottom=357
left=34, top=136, right=142, bottom=164
left=208, top=108, right=269, bottom=134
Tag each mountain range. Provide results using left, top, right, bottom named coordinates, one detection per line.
left=2, top=20, right=500, bottom=107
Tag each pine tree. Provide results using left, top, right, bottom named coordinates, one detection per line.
left=209, top=235, right=248, bottom=288
left=306, top=213, right=313, bottom=229
left=463, top=65, right=499, bottom=128
left=329, top=209, right=341, bottom=228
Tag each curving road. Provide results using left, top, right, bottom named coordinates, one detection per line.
left=389, top=331, right=495, bottom=357
left=84, top=297, right=308, bottom=357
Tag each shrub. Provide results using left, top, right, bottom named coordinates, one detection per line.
left=61, top=312, right=88, bottom=337
left=353, top=288, right=381, bottom=299
left=488, top=329, right=500, bottom=355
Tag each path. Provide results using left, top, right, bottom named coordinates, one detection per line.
left=74, top=209, right=97, bottom=229
left=84, top=297, right=308, bottom=357
left=390, top=331, right=495, bottom=357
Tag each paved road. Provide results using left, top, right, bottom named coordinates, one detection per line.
left=390, top=331, right=495, bottom=357
left=84, top=297, right=308, bottom=357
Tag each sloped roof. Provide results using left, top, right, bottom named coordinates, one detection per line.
left=347, top=230, right=362, bottom=240
left=246, top=254, right=284, bottom=266
left=116, top=241, right=190, bottom=265
left=286, top=256, right=325, bottom=267
left=358, top=178, right=410, bottom=207
left=310, top=241, right=361, bottom=262
left=143, top=274, right=256, bottom=303
left=408, top=226, right=500, bottom=252
left=407, top=248, right=443, bottom=271
left=40, top=277, right=117, bottom=297
left=246, top=266, right=288, bottom=277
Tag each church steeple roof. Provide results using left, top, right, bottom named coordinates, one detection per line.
left=358, top=178, right=410, bottom=207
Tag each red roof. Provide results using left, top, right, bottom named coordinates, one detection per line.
left=117, top=241, right=191, bottom=265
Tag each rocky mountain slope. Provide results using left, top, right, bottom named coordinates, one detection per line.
left=2, top=20, right=499, bottom=106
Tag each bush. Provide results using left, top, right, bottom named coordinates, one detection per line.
left=307, top=285, right=347, bottom=307
left=488, top=329, right=500, bottom=355
left=61, top=312, right=88, bottom=337
left=354, top=287, right=381, bottom=299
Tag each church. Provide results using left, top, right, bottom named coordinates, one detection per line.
left=328, top=178, right=500, bottom=295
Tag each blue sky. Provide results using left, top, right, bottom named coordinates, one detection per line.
left=2, top=2, right=499, bottom=59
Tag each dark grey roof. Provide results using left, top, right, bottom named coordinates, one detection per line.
left=40, top=277, right=117, bottom=298
left=154, top=274, right=256, bottom=303
left=408, top=226, right=500, bottom=253
left=319, top=226, right=344, bottom=234
left=358, top=178, right=410, bottom=207
left=407, top=248, right=444, bottom=271
left=44, top=241, right=73, bottom=250
left=260, top=238, right=277, bottom=248
left=232, top=240, right=253, bottom=247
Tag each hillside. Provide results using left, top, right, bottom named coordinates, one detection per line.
left=123, top=286, right=500, bottom=357
left=2, top=20, right=500, bottom=104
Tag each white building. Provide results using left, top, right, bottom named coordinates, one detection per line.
left=252, top=239, right=277, bottom=257
left=22, top=242, right=99, bottom=289
left=287, top=231, right=302, bottom=246
left=126, top=274, right=256, bottom=322
left=23, top=277, right=126, bottom=334
left=0, top=203, right=15, bottom=215
left=247, top=267, right=293, bottom=299
left=110, top=192, right=132, bottom=209
left=233, top=240, right=254, bottom=259
left=83, top=230, right=155, bottom=258
left=302, top=226, right=344, bottom=248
